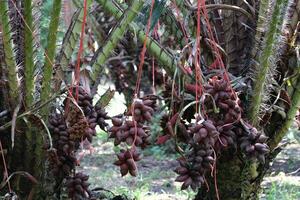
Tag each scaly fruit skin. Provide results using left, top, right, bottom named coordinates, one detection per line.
left=185, top=76, right=242, bottom=124
left=75, top=86, right=110, bottom=132
left=175, top=146, right=214, bottom=191
left=114, top=148, right=141, bottom=177
left=95, top=105, right=109, bottom=131
left=65, top=86, right=99, bottom=143
left=73, top=86, right=93, bottom=116
left=109, top=98, right=156, bottom=148
left=63, top=86, right=110, bottom=143
left=175, top=120, right=217, bottom=191
left=129, top=98, right=155, bottom=123
left=108, top=118, right=151, bottom=148
left=65, top=172, right=91, bottom=200
left=188, top=120, right=219, bottom=148
left=237, top=123, right=270, bottom=163
left=48, top=113, right=76, bottom=177
left=184, top=76, right=243, bottom=152
left=204, top=76, right=242, bottom=124
left=66, top=104, right=92, bottom=142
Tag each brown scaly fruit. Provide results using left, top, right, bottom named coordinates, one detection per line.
left=51, top=154, right=77, bottom=176
left=48, top=113, right=77, bottom=176
left=214, top=122, right=237, bottom=151
left=109, top=96, right=156, bottom=177
left=204, top=76, right=242, bottom=124
left=68, top=86, right=98, bottom=142
left=185, top=76, right=242, bottom=124
left=175, top=146, right=214, bottom=191
left=64, top=86, right=98, bottom=142
left=48, top=113, right=75, bottom=155
left=66, top=104, right=90, bottom=141
left=95, top=105, right=109, bottom=131
left=237, top=122, right=270, bottom=163
left=108, top=118, right=151, bottom=148
left=114, top=148, right=141, bottom=177
left=71, top=86, right=93, bottom=116
left=188, top=120, right=219, bottom=148
left=65, top=172, right=91, bottom=200
left=129, top=98, right=155, bottom=123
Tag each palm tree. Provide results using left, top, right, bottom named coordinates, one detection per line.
left=0, top=0, right=299, bottom=199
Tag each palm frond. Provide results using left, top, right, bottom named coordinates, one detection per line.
left=251, top=0, right=272, bottom=62
left=249, top=0, right=290, bottom=125
left=53, top=8, right=82, bottom=91
left=95, top=0, right=178, bottom=77
left=160, top=5, right=187, bottom=48
left=269, top=74, right=300, bottom=150
left=0, top=0, right=18, bottom=105
left=55, top=8, right=81, bottom=67
left=8, top=0, right=25, bottom=69
left=91, top=0, right=145, bottom=85
left=24, top=0, right=35, bottom=106
left=277, top=0, right=300, bottom=59
left=32, top=0, right=44, bottom=102
left=40, top=0, right=62, bottom=114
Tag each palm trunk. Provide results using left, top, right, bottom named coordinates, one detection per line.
left=194, top=151, right=267, bottom=200
left=8, top=126, right=46, bottom=199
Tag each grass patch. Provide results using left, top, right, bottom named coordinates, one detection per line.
left=262, top=181, right=300, bottom=200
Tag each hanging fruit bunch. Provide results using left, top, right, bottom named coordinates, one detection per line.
left=203, top=77, right=270, bottom=160
left=236, top=122, right=270, bottom=163
left=65, top=87, right=95, bottom=143
left=204, top=76, right=242, bottom=124
left=47, top=113, right=76, bottom=176
left=129, top=98, right=155, bottom=123
left=175, top=145, right=214, bottom=190
left=114, top=147, right=141, bottom=177
left=65, top=87, right=109, bottom=142
left=108, top=58, right=133, bottom=94
left=65, top=103, right=91, bottom=142
left=188, top=120, right=219, bottom=148
left=65, top=172, right=91, bottom=199
left=109, top=118, right=150, bottom=147
left=47, top=85, right=110, bottom=197
left=172, top=117, right=219, bottom=190
left=171, top=75, right=270, bottom=190
left=108, top=97, right=157, bottom=177
left=203, top=76, right=242, bottom=151
left=95, top=105, right=110, bottom=131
